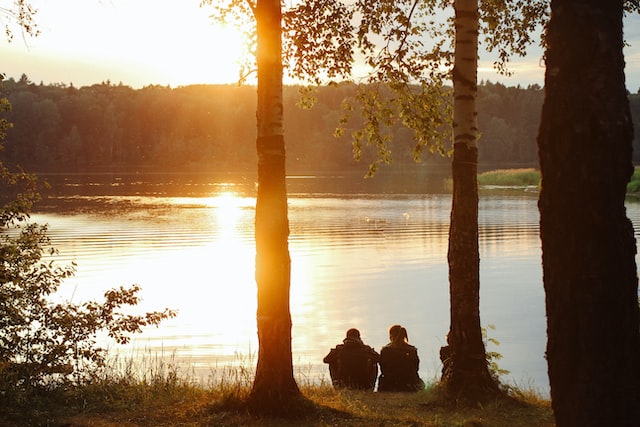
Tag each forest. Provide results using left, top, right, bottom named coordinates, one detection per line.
left=4, top=74, right=638, bottom=175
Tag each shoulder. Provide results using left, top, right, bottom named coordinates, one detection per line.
left=380, top=344, right=397, bottom=355
left=323, top=345, right=344, bottom=362
left=381, top=343, right=417, bottom=355
left=395, top=342, right=417, bottom=351
left=380, top=344, right=399, bottom=357
left=365, top=345, right=380, bottom=357
left=405, top=344, right=419, bottom=355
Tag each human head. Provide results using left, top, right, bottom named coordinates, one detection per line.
left=388, top=324, right=408, bottom=344
left=346, top=328, right=361, bottom=340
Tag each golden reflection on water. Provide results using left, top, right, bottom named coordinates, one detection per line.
left=137, top=192, right=259, bottom=363
left=32, top=190, right=570, bottom=392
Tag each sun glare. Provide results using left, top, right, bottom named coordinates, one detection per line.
left=124, top=191, right=258, bottom=361
left=9, top=1, right=254, bottom=88
left=122, top=21, right=251, bottom=87
left=211, top=192, right=246, bottom=233
left=158, top=24, right=250, bottom=86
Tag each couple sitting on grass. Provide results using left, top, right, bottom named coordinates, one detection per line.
left=323, top=324, right=425, bottom=392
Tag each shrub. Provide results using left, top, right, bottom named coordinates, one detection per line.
left=482, top=324, right=510, bottom=383
left=0, top=81, right=176, bottom=401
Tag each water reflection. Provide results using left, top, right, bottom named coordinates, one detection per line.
left=31, top=178, right=640, bottom=397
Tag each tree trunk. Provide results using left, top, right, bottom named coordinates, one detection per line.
left=249, top=0, right=301, bottom=409
left=538, top=1, right=640, bottom=425
left=442, top=0, right=500, bottom=400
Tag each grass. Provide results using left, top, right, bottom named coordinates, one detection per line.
left=476, top=167, right=640, bottom=194
left=477, top=168, right=541, bottom=188
left=1, top=356, right=555, bottom=427
left=443, top=168, right=541, bottom=192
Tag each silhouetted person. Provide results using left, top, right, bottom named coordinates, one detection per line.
left=378, top=324, right=425, bottom=392
left=323, top=328, right=379, bottom=390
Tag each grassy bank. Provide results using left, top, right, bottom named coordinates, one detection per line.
left=2, top=358, right=554, bottom=427
left=5, top=383, right=554, bottom=427
left=443, top=168, right=541, bottom=191
left=477, top=168, right=541, bottom=188
left=477, top=167, right=640, bottom=194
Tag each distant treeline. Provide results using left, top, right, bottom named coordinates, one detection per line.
left=2, top=74, right=640, bottom=174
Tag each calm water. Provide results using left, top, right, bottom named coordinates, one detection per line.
left=29, top=173, right=640, bottom=396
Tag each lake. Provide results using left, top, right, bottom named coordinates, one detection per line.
left=28, top=172, right=640, bottom=396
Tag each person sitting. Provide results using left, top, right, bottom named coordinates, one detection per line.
left=323, top=328, right=380, bottom=390
left=377, top=324, right=425, bottom=392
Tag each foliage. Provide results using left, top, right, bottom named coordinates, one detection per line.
left=6, top=77, right=640, bottom=177
left=281, top=0, right=551, bottom=174
left=200, top=1, right=637, bottom=175
left=0, top=0, right=39, bottom=42
left=0, top=94, right=12, bottom=138
left=477, top=81, right=544, bottom=164
left=283, top=0, right=355, bottom=86
left=479, top=1, right=548, bottom=75
left=482, top=324, right=510, bottom=383
left=0, top=78, right=176, bottom=401
left=0, top=79, right=566, bottom=174
left=305, top=0, right=455, bottom=176
left=625, top=0, right=640, bottom=15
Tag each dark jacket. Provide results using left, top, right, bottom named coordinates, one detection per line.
left=323, top=337, right=380, bottom=390
left=377, top=342, right=424, bottom=392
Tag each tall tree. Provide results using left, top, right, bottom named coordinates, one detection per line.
left=250, top=0, right=301, bottom=408
left=538, top=0, right=640, bottom=425
left=286, top=0, right=547, bottom=401
left=203, top=0, right=307, bottom=408
left=442, top=0, right=499, bottom=399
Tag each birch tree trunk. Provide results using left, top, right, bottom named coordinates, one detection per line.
left=250, top=0, right=301, bottom=408
left=443, top=0, right=500, bottom=400
left=538, top=1, right=640, bottom=424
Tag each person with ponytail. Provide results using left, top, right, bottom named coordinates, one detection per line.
left=377, top=324, right=425, bottom=392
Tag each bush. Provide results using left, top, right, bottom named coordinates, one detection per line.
left=482, top=324, right=510, bottom=383
left=0, top=81, right=176, bottom=401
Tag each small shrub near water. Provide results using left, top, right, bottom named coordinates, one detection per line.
left=0, top=93, right=177, bottom=422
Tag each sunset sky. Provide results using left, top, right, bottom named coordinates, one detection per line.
left=2, top=0, right=640, bottom=91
